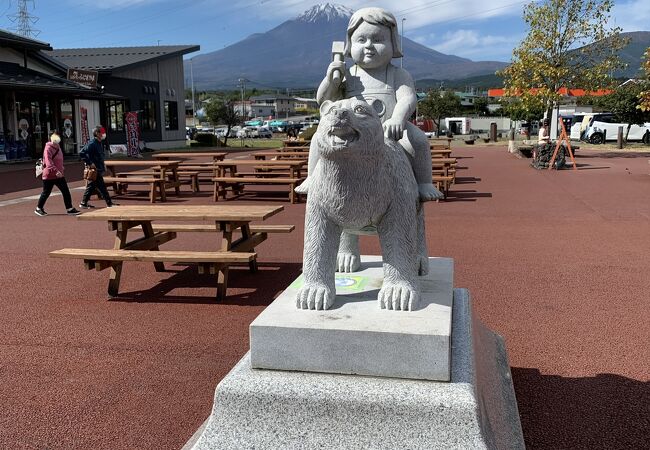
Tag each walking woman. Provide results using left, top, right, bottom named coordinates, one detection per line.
left=79, top=125, right=116, bottom=208
left=34, top=132, right=81, bottom=216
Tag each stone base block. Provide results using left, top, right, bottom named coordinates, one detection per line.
left=251, top=256, right=453, bottom=381
left=191, top=289, right=524, bottom=450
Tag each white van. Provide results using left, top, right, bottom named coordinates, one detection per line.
left=583, top=113, right=650, bottom=144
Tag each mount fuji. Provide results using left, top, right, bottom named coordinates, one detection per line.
left=187, top=3, right=508, bottom=90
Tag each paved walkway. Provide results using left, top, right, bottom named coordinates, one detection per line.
left=0, top=147, right=648, bottom=449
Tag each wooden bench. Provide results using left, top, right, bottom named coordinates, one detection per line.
left=130, top=170, right=201, bottom=193
left=103, top=176, right=166, bottom=202
left=50, top=248, right=255, bottom=300
left=134, top=224, right=295, bottom=234
left=213, top=176, right=304, bottom=203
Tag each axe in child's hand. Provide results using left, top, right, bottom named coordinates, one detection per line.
left=331, top=41, right=345, bottom=82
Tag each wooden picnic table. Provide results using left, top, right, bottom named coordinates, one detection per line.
left=50, top=204, right=287, bottom=300
left=213, top=159, right=307, bottom=203
left=253, top=151, right=310, bottom=160
left=278, top=145, right=310, bottom=152
left=153, top=152, right=226, bottom=161
left=104, top=160, right=182, bottom=202
left=431, top=149, right=453, bottom=158
left=283, top=140, right=308, bottom=147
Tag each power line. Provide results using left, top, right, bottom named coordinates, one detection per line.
left=8, top=0, right=40, bottom=38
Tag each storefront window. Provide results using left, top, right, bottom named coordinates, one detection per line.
left=107, top=100, right=128, bottom=131
left=140, top=100, right=157, bottom=131
left=164, top=101, right=178, bottom=130
left=59, top=101, right=76, bottom=154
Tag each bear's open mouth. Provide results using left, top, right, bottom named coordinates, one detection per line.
left=328, top=126, right=359, bottom=148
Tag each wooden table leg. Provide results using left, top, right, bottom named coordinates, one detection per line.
left=240, top=224, right=258, bottom=273
left=142, top=221, right=166, bottom=272
left=108, top=225, right=128, bottom=297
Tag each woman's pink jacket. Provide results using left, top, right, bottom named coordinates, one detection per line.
left=42, top=142, right=64, bottom=180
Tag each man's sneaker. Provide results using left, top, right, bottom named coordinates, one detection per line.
left=79, top=202, right=96, bottom=209
left=66, top=207, right=81, bottom=215
left=107, top=202, right=120, bottom=207
left=34, top=208, right=47, bottom=217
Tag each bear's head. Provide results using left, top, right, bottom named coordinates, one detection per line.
left=314, top=98, right=385, bottom=159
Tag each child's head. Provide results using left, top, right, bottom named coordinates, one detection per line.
left=345, top=7, right=403, bottom=61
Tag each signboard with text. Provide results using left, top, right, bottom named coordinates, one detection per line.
left=125, top=111, right=141, bottom=157
left=67, top=68, right=98, bottom=88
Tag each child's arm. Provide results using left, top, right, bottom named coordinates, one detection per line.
left=384, top=68, right=418, bottom=141
left=316, top=60, right=346, bottom=104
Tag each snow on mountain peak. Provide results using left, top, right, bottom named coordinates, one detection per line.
left=296, top=3, right=354, bottom=23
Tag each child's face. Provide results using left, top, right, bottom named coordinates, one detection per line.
left=350, top=21, right=393, bottom=69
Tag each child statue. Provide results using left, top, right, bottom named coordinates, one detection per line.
left=296, top=7, right=441, bottom=273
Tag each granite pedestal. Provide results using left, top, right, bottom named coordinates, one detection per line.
left=190, top=284, right=524, bottom=449
left=251, top=256, right=453, bottom=381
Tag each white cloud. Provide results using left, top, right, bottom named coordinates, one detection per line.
left=423, top=29, right=522, bottom=60
left=260, top=0, right=524, bottom=28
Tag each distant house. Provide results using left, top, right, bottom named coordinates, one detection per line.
left=294, top=97, right=318, bottom=111
left=48, top=45, right=199, bottom=150
left=0, top=30, right=110, bottom=160
left=232, top=100, right=253, bottom=119
left=249, top=94, right=295, bottom=119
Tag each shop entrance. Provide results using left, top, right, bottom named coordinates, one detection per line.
left=15, top=96, right=56, bottom=159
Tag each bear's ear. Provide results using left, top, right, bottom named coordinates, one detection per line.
left=320, top=100, right=334, bottom=116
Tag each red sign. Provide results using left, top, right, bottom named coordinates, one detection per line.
left=125, top=112, right=141, bottom=157
left=80, top=107, right=90, bottom=144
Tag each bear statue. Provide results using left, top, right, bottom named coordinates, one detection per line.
left=296, top=98, right=427, bottom=312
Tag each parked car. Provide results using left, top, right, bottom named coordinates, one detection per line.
left=256, top=126, right=273, bottom=138
left=583, top=113, right=650, bottom=144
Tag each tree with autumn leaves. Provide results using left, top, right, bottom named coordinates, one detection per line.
left=639, top=48, right=650, bottom=112
left=500, top=0, right=627, bottom=118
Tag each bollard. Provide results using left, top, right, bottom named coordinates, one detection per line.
left=617, top=126, right=624, bottom=149
left=490, top=123, right=497, bottom=142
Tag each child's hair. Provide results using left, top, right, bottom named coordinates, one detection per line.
left=345, top=7, right=403, bottom=59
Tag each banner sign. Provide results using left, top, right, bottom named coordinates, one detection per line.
left=80, top=107, right=90, bottom=144
left=125, top=111, right=141, bottom=157
left=67, top=68, right=98, bottom=88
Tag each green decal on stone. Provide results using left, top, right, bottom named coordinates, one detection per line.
left=290, top=274, right=380, bottom=292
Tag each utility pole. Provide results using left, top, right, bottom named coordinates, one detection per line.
left=9, top=0, right=40, bottom=38
left=190, top=58, right=196, bottom=126
left=401, top=18, right=405, bottom=68
left=238, top=78, right=248, bottom=119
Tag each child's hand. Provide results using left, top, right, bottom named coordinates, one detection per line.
left=326, top=60, right=345, bottom=85
left=383, top=118, right=405, bottom=141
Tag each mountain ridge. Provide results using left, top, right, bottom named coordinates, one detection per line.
left=187, top=3, right=509, bottom=90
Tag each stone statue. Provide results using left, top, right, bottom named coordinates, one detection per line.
left=295, top=7, right=441, bottom=276
left=296, top=98, right=424, bottom=311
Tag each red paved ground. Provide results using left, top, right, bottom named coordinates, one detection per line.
left=0, top=147, right=649, bottom=449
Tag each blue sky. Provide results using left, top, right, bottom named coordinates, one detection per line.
left=0, top=0, right=647, bottom=62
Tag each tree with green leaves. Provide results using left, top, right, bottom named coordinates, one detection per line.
left=471, top=96, right=490, bottom=116
left=638, top=48, right=650, bottom=112
left=500, top=0, right=627, bottom=118
left=205, top=101, right=241, bottom=146
left=418, top=89, right=462, bottom=133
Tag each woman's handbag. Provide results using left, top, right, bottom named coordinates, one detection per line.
left=35, top=159, right=44, bottom=178
left=83, top=164, right=97, bottom=182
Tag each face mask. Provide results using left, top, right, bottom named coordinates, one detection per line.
left=52, top=136, right=61, bottom=144
left=101, top=133, right=107, bottom=140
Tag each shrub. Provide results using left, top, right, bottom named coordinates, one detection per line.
left=194, top=133, right=218, bottom=146
left=299, top=125, right=317, bottom=141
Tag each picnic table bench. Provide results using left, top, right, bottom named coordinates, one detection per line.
left=49, top=205, right=288, bottom=300
left=153, top=151, right=226, bottom=162
left=253, top=151, right=310, bottom=160
left=213, top=159, right=306, bottom=203
left=431, top=157, right=458, bottom=199
left=104, top=160, right=181, bottom=202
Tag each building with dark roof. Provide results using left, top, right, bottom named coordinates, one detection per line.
left=0, top=29, right=108, bottom=160
left=48, top=45, right=199, bottom=150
